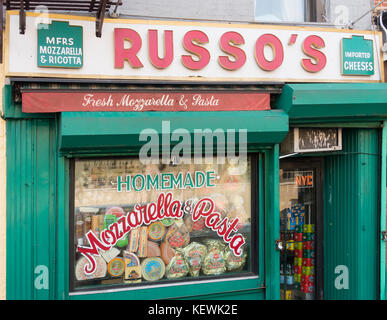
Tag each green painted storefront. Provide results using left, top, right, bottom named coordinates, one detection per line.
left=4, top=82, right=387, bottom=300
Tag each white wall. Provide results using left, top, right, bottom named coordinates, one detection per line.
left=119, top=0, right=254, bottom=22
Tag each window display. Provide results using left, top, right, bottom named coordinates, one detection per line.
left=279, top=168, right=317, bottom=300
left=70, top=156, right=256, bottom=291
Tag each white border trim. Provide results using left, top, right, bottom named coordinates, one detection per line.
left=294, top=128, right=343, bottom=153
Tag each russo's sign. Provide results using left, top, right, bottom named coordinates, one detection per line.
left=21, top=91, right=270, bottom=112
left=6, top=12, right=384, bottom=82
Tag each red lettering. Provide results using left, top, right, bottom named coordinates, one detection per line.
left=147, top=202, right=158, bottom=221
left=181, top=30, right=210, bottom=70
left=223, top=218, right=239, bottom=243
left=127, top=209, right=143, bottom=228
left=156, top=193, right=165, bottom=220
left=163, top=193, right=173, bottom=217
left=206, top=212, right=222, bottom=230
left=101, top=229, right=117, bottom=245
left=77, top=231, right=111, bottom=274
left=255, top=34, right=284, bottom=71
left=109, top=221, right=124, bottom=241
left=148, top=29, right=174, bottom=69
left=118, top=216, right=131, bottom=234
left=229, top=234, right=245, bottom=256
left=214, top=217, right=229, bottom=236
left=193, top=198, right=214, bottom=220
left=114, top=28, right=143, bottom=69
left=168, top=200, right=183, bottom=218
left=218, top=31, right=246, bottom=70
left=301, top=35, right=326, bottom=73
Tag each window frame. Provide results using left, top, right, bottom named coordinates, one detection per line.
left=68, top=153, right=260, bottom=294
left=254, top=0, right=328, bottom=24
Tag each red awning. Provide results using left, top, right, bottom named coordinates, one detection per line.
left=22, top=91, right=271, bottom=113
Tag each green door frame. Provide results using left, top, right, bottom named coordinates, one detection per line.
left=380, top=121, right=387, bottom=300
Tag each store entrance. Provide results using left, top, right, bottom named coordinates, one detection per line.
left=279, top=159, right=323, bottom=300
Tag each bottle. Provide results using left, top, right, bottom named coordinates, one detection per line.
left=75, top=212, right=84, bottom=246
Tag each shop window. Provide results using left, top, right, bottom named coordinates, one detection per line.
left=70, top=155, right=258, bottom=292
left=254, top=0, right=327, bottom=23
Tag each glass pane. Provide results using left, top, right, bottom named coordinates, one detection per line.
left=255, top=0, right=305, bottom=22
left=279, top=168, right=316, bottom=300
left=72, top=156, right=254, bottom=290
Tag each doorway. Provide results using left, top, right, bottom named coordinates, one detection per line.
left=279, top=159, right=323, bottom=300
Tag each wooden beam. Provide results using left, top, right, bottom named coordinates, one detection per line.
left=96, top=0, right=107, bottom=38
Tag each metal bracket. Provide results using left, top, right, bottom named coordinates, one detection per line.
left=19, top=0, right=26, bottom=34
left=95, top=0, right=107, bottom=38
left=382, top=231, right=387, bottom=242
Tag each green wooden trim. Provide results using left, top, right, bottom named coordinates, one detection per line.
left=380, top=121, right=387, bottom=300
left=59, top=110, right=289, bottom=154
left=65, top=150, right=268, bottom=300
left=290, top=122, right=383, bottom=128
left=69, top=278, right=264, bottom=300
left=264, top=145, right=280, bottom=300
left=275, top=83, right=387, bottom=123
left=2, top=85, right=55, bottom=120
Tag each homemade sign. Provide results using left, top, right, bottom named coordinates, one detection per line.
left=6, top=12, right=383, bottom=82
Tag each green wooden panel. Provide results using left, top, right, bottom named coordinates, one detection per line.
left=59, top=110, right=289, bottom=154
left=6, top=118, right=57, bottom=300
left=274, top=83, right=387, bottom=123
left=323, top=128, right=379, bottom=300
left=264, top=145, right=280, bottom=300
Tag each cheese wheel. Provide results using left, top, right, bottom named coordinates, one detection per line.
left=107, top=257, right=125, bottom=277
left=75, top=256, right=107, bottom=281
left=141, top=257, right=165, bottom=281
left=148, top=221, right=166, bottom=241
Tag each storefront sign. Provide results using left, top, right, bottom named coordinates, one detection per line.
left=37, top=21, right=83, bottom=68
left=6, top=12, right=384, bottom=82
left=77, top=192, right=245, bottom=275
left=341, top=36, right=374, bottom=76
left=295, top=171, right=314, bottom=189
left=21, top=91, right=270, bottom=112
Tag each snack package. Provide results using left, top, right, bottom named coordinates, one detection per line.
left=202, top=239, right=226, bottom=275
left=166, top=252, right=189, bottom=279
left=183, top=242, right=207, bottom=276
left=164, top=220, right=190, bottom=249
left=224, top=246, right=247, bottom=272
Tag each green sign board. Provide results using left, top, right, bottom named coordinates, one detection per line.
left=341, top=35, right=374, bottom=76
left=37, top=21, right=83, bottom=69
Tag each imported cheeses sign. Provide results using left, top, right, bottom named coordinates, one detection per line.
left=5, top=11, right=384, bottom=82
left=341, top=36, right=374, bottom=76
